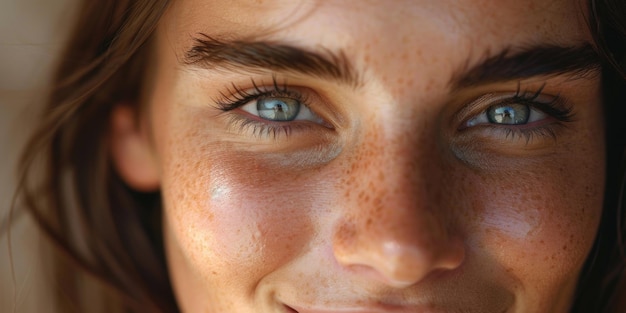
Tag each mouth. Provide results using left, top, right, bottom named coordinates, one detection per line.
left=283, top=303, right=452, bottom=313
left=283, top=303, right=510, bottom=313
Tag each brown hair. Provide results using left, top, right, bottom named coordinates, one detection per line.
left=12, top=1, right=176, bottom=312
left=572, top=0, right=626, bottom=312
left=7, top=0, right=626, bottom=312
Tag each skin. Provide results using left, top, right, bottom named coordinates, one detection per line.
left=111, top=0, right=606, bottom=312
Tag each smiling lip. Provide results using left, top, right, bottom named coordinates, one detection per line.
left=284, top=303, right=450, bottom=313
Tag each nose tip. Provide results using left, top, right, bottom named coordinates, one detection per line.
left=333, top=219, right=465, bottom=288
left=376, top=240, right=465, bottom=288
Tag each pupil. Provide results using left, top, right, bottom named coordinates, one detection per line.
left=274, top=103, right=285, bottom=112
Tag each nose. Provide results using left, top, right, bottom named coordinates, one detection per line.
left=332, top=138, right=465, bottom=288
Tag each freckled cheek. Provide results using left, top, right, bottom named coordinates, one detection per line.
left=470, top=163, right=603, bottom=286
left=162, top=149, right=317, bottom=282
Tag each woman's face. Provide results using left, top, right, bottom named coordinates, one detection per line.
left=125, top=0, right=606, bottom=312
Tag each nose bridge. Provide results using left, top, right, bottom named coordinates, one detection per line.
left=332, top=124, right=464, bottom=287
left=345, top=127, right=446, bottom=247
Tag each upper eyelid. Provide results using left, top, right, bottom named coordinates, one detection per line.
left=213, top=78, right=304, bottom=111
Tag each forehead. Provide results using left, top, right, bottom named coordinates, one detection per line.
left=161, top=0, right=590, bottom=44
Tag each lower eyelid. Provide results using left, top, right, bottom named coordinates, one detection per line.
left=492, top=127, right=560, bottom=144
left=225, top=114, right=297, bottom=139
left=450, top=126, right=563, bottom=163
left=223, top=111, right=332, bottom=140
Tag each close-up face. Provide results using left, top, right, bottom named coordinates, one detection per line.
left=113, top=0, right=607, bottom=312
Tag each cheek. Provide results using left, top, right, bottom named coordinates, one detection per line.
left=161, top=140, right=318, bottom=289
left=465, top=152, right=604, bottom=292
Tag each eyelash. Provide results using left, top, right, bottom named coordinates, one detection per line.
left=474, top=84, right=575, bottom=143
left=214, top=79, right=575, bottom=143
left=214, top=77, right=314, bottom=139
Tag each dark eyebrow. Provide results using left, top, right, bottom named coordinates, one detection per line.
left=183, top=34, right=360, bottom=87
left=452, top=44, right=602, bottom=89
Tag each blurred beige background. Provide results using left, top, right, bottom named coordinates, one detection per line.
left=1, top=0, right=77, bottom=311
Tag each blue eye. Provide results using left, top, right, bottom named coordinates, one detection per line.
left=256, top=97, right=300, bottom=121
left=241, top=96, right=324, bottom=123
left=466, top=103, right=548, bottom=127
left=488, top=103, right=529, bottom=125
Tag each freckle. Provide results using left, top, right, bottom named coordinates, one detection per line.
left=375, top=200, right=384, bottom=212
left=358, top=190, right=365, bottom=200
left=335, top=222, right=357, bottom=249
left=368, top=179, right=378, bottom=189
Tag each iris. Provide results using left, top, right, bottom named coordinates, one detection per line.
left=257, top=97, right=301, bottom=121
left=487, top=103, right=530, bottom=125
